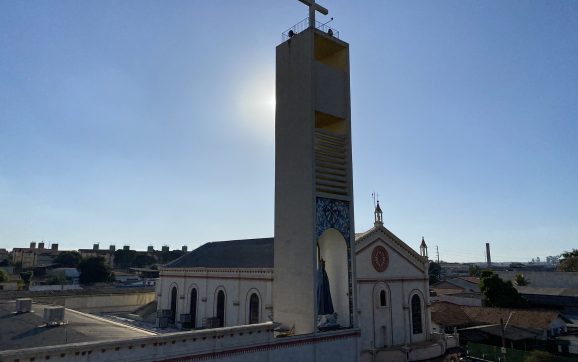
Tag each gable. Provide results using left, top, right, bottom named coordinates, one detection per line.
left=355, top=228, right=426, bottom=279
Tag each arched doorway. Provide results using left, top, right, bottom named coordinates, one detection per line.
left=170, top=286, right=178, bottom=323
left=249, top=293, right=259, bottom=324
left=216, top=290, right=225, bottom=327
left=317, top=228, right=349, bottom=327
left=190, top=288, right=197, bottom=328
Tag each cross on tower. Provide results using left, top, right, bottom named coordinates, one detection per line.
left=297, top=0, right=329, bottom=28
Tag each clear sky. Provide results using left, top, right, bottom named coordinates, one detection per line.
left=1, top=1, right=577, bottom=262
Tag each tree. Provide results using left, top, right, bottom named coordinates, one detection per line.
left=133, top=254, right=157, bottom=268
left=479, top=271, right=527, bottom=308
left=0, top=259, right=10, bottom=267
left=114, top=249, right=137, bottom=269
left=46, top=271, right=67, bottom=285
left=78, top=257, right=113, bottom=284
left=20, top=271, right=33, bottom=287
left=545, top=255, right=559, bottom=265
left=53, top=251, right=82, bottom=268
left=514, top=273, right=528, bottom=286
left=0, top=268, right=8, bottom=282
left=429, top=262, right=441, bottom=284
left=560, top=249, right=578, bottom=260
left=160, top=250, right=185, bottom=264
left=558, top=257, right=578, bottom=272
left=558, top=249, right=578, bottom=272
left=469, top=264, right=481, bottom=277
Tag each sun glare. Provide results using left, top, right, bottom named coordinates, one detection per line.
left=235, top=72, right=276, bottom=142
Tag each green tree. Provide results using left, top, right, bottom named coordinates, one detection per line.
left=53, top=251, right=83, bottom=268
left=469, top=264, right=481, bottom=277
left=114, top=249, right=137, bottom=269
left=559, top=257, right=578, bottom=272
left=78, top=257, right=113, bottom=284
left=20, top=271, right=33, bottom=287
left=479, top=271, right=527, bottom=308
left=560, top=249, right=578, bottom=260
left=429, top=262, right=441, bottom=284
left=160, top=250, right=185, bottom=264
left=558, top=249, right=578, bottom=272
left=0, top=259, right=10, bottom=267
left=133, top=254, right=157, bottom=268
left=47, top=271, right=67, bottom=285
left=514, top=273, right=528, bottom=286
left=0, top=268, right=8, bottom=282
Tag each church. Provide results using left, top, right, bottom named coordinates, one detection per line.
left=155, top=2, right=459, bottom=361
left=158, top=205, right=438, bottom=355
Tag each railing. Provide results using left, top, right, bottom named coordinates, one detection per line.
left=282, top=17, right=340, bottom=42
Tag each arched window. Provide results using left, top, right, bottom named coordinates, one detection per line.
left=190, top=288, right=197, bottom=328
left=249, top=293, right=259, bottom=324
left=170, top=286, right=178, bottom=323
left=411, top=294, right=423, bottom=334
left=380, top=290, right=387, bottom=307
left=216, top=290, right=225, bottom=327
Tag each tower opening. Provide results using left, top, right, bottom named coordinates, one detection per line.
left=317, top=228, right=349, bottom=327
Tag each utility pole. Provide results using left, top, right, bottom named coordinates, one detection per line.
left=500, top=318, right=507, bottom=362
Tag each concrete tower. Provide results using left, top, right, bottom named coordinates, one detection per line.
left=274, top=3, right=355, bottom=335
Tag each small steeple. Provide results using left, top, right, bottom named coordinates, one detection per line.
left=374, top=200, right=383, bottom=227
left=420, top=236, right=428, bottom=258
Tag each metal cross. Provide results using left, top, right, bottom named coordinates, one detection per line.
left=297, top=0, right=329, bottom=28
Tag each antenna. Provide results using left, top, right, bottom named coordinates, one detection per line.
left=371, top=192, right=376, bottom=208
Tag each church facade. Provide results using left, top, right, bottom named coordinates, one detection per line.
left=156, top=207, right=444, bottom=359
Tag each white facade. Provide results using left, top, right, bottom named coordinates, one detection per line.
left=355, top=223, right=430, bottom=353
left=157, top=218, right=432, bottom=350
left=157, top=267, right=273, bottom=329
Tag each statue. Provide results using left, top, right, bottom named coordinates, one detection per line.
left=316, top=258, right=339, bottom=330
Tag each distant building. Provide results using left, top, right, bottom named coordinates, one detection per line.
left=78, top=244, right=116, bottom=268
left=11, top=242, right=59, bottom=270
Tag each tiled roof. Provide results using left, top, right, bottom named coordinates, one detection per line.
left=164, top=238, right=274, bottom=269
left=516, top=286, right=578, bottom=297
left=430, top=302, right=471, bottom=327
left=431, top=278, right=480, bottom=293
left=430, top=302, right=563, bottom=331
left=462, top=306, right=561, bottom=331
left=458, top=276, right=480, bottom=284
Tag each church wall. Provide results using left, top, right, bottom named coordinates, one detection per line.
left=355, top=233, right=430, bottom=350
left=0, top=323, right=360, bottom=362
left=157, top=268, right=273, bottom=328
left=356, top=238, right=425, bottom=280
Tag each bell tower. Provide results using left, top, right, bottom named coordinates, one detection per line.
left=273, top=1, right=356, bottom=335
